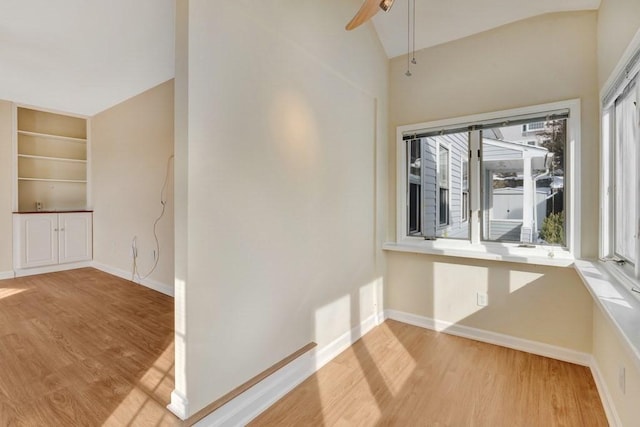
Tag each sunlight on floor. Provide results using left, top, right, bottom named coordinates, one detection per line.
left=104, top=343, right=177, bottom=426
left=313, top=323, right=416, bottom=424
left=0, top=288, right=26, bottom=299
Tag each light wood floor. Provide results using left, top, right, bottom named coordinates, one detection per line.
left=1, top=269, right=608, bottom=426
left=251, top=320, right=608, bottom=426
left=0, top=268, right=179, bottom=426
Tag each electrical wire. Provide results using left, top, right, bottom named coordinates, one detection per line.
left=405, top=0, right=411, bottom=76
left=132, top=154, right=175, bottom=282
left=411, top=0, right=417, bottom=65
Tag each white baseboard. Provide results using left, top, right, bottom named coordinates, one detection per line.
left=193, top=311, right=385, bottom=427
left=0, top=270, right=15, bottom=280
left=91, top=261, right=174, bottom=297
left=384, top=309, right=592, bottom=366
left=13, top=261, right=93, bottom=278
left=589, top=356, right=622, bottom=427
left=167, top=390, right=189, bottom=420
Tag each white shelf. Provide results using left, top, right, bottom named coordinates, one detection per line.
left=18, top=154, right=87, bottom=163
left=18, top=130, right=87, bottom=144
left=18, top=177, right=87, bottom=183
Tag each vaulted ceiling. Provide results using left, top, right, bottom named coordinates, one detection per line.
left=0, top=0, right=600, bottom=116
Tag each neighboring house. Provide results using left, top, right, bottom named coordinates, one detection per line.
left=411, top=133, right=556, bottom=243
left=499, top=121, right=551, bottom=147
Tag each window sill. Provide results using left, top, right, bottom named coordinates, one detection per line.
left=574, top=259, right=640, bottom=371
left=382, top=239, right=575, bottom=267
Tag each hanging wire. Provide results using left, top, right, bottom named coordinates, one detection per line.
left=405, top=0, right=411, bottom=76
left=411, top=0, right=417, bottom=64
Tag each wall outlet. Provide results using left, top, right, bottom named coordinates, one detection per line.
left=618, top=366, right=626, bottom=394
left=477, top=292, right=488, bottom=307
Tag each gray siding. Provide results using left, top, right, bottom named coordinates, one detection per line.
left=423, top=133, right=468, bottom=239
left=489, top=220, right=522, bottom=241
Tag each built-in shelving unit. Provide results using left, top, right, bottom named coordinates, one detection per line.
left=15, top=107, right=89, bottom=212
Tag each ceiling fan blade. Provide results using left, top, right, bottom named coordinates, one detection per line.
left=346, top=0, right=394, bottom=31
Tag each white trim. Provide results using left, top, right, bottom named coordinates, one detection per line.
left=167, top=390, right=189, bottom=420
left=0, top=270, right=16, bottom=280
left=600, top=26, right=640, bottom=107
left=395, top=99, right=581, bottom=260
left=574, top=260, right=640, bottom=372
left=12, top=103, right=18, bottom=212
left=382, top=240, right=575, bottom=267
left=13, top=261, right=93, bottom=277
left=192, top=311, right=385, bottom=427
left=589, top=356, right=622, bottom=427
left=384, top=309, right=591, bottom=366
left=91, top=261, right=174, bottom=297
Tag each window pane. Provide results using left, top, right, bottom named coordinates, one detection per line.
left=407, top=139, right=423, bottom=236
left=423, top=133, right=469, bottom=239
left=614, top=84, right=637, bottom=262
left=482, top=120, right=566, bottom=245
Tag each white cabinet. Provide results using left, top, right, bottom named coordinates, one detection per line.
left=13, top=212, right=92, bottom=270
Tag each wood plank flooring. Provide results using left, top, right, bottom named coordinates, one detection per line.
left=251, top=320, right=608, bottom=426
left=0, top=268, right=179, bottom=426
left=0, top=269, right=609, bottom=426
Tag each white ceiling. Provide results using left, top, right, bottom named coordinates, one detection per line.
left=371, top=0, right=601, bottom=58
left=0, top=1, right=601, bottom=116
left=0, top=0, right=175, bottom=116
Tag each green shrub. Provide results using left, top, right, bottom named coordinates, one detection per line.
left=540, top=211, right=565, bottom=245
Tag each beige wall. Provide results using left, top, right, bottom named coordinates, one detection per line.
left=592, top=307, right=640, bottom=426
left=597, top=0, right=640, bottom=89
left=594, top=2, right=640, bottom=423
left=174, top=0, right=388, bottom=416
left=387, top=252, right=593, bottom=351
left=0, top=101, right=13, bottom=274
left=389, top=11, right=599, bottom=257
left=91, top=80, right=175, bottom=289
left=385, top=12, right=599, bottom=352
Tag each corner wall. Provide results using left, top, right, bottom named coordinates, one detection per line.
left=597, top=0, right=640, bottom=88
left=174, top=0, right=389, bottom=416
left=91, top=80, right=175, bottom=291
left=0, top=101, right=13, bottom=275
left=594, top=1, right=640, bottom=424
left=386, top=12, right=599, bottom=352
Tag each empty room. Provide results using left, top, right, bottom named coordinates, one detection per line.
left=0, top=0, right=639, bottom=426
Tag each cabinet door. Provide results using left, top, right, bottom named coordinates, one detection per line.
left=15, top=214, right=58, bottom=268
left=58, top=213, right=93, bottom=264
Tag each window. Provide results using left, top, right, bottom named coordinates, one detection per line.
left=438, top=145, right=450, bottom=226
left=408, top=139, right=422, bottom=236
left=396, top=100, right=580, bottom=261
left=523, top=122, right=545, bottom=133
left=602, top=66, right=640, bottom=280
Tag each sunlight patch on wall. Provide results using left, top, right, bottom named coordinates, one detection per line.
left=315, top=294, right=351, bottom=347
left=359, top=277, right=384, bottom=321
left=508, top=270, right=544, bottom=293
left=433, top=262, right=488, bottom=325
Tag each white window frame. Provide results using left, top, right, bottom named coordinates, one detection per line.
left=461, top=158, right=469, bottom=223
left=600, top=35, right=640, bottom=290
left=437, top=143, right=450, bottom=228
left=389, top=99, right=581, bottom=267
